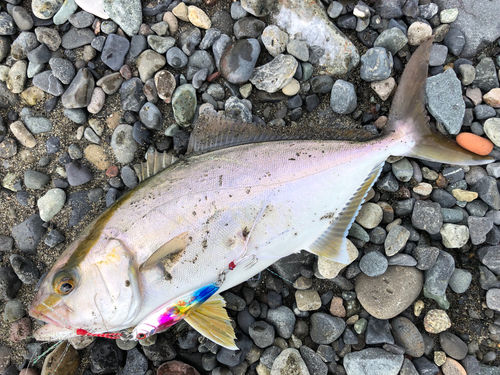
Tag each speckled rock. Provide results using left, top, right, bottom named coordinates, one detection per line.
left=356, top=266, right=423, bottom=319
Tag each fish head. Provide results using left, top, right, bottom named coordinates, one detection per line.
left=30, top=233, right=142, bottom=340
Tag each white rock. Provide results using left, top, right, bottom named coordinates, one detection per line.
left=75, top=0, right=109, bottom=19
left=370, top=77, right=396, bottom=101
left=440, top=224, right=469, bottom=249
left=484, top=118, right=500, bottom=147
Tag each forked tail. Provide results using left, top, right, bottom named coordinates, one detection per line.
left=383, top=36, right=494, bottom=166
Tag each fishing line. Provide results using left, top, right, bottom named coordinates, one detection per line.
left=265, top=268, right=295, bottom=285
left=31, top=339, right=65, bottom=365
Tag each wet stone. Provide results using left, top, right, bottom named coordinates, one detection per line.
left=9, top=254, right=38, bottom=285
left=0, top=267, right=22, bottom=301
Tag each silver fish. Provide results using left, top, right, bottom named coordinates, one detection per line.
left=29, top=37, right=493, bottom=349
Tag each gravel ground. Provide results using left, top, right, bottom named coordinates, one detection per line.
left=0, top=0, right=500, bottom=374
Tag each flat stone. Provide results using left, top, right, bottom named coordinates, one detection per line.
left=61, top=27, right=94, bottom=49
left=295, top=290, right=321, bottom=311
left=425, top=68, right=464, bottom=135
left=11, top=214, right=46, bottom=254
left=434, top=0, right=500, bottom=58
left=391, top=317, right=425, bottom=357
left=111, top=125, right=137, bottom=164
left=172, top=84, right=196, bottom=126
left=344, top=348, right=404, bottom=375
left=356, top=266, right=423, bottom=319
left=61, top=68, right=94, bottom=108
left=330, top=79, right=357, bottom=114
left=101, top=34, right=130, bottom=71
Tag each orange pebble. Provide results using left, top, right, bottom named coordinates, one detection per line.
left=456, top=133, right=494, bottom=156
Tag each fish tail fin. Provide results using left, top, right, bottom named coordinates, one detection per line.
left=383, top=36, right=494, bottom=166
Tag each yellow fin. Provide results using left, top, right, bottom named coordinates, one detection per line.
left=307, top=163, right=383, bottom=264
left=139, top=232, right=189, bottom=271
left=184, top=295, right=238, bottom=350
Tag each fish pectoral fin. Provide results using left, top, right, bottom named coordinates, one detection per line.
left=307, top=163, right=384, bottom=264
left=184, top=294, right=238, bottom=350
left=139, top=231, right=189, bottom=271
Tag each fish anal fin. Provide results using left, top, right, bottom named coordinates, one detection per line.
left=140, top=232, right=189, bottom=271
left=184, top=294, right=238, bottom=350
left=307, top=163, right=383, bottom=264
left=133, top=150, right=177, bottom=182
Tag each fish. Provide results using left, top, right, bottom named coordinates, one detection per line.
left=29, top=36, right=493, bottom=350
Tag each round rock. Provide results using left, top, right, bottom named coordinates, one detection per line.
left=37, top=188, right=66, bottom=222
left=356, top=266, right=423, bottom=319
left=220, top=39, right=260, bottom=84
left=309, top=312, right=345, bottom=344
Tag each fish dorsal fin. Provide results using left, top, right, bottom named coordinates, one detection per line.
left=184, top=294, right=238, bottom=350
left=188, top=106, right=379, bottom=155
left=308, top=163, right=383, bottom=264
left=139, top=232, right=189, bottom=271
left=133, top=150, right=178, bottom=182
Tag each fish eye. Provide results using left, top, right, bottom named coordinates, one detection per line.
left=53, top=271, right=75, bottom=295
left=137, top=333, right=147, bottom=340
left=56, top=279, right=74, bottom=295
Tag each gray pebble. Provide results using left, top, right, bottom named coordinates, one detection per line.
left=359, top=251, right=387, bottom=277
left=310, top=312, right=345, bottom=344
left=424, top=250, right=455, bottom=296
left=360, top=47, right=393, bottom=82
left=44, top=229, right=65, bottom=248
left=65, top=161, right=92, bottom=186
left=10, top=254, right=39, bottom=284
left=11, top=214, right=46, bottom=254
left=330, top=79, right=357, bottom=114
left=448, top=268, right=472, bottom=293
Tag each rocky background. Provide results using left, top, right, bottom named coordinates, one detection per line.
left=0, top=0, right=500, bottom=374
